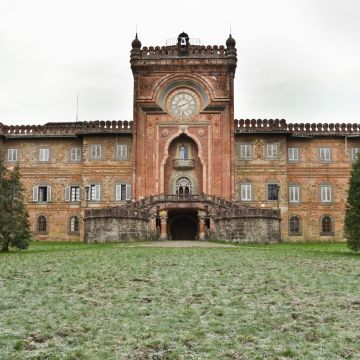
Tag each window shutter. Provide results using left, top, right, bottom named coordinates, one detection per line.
left=273, top=145, right=278, bottom=157
left=65, top=186, right=70, bottom=202
left=241, top=185, right=245, bottom=200
left=115, top=185, right=121, bottom=201
left=126, top=184, right=131, bottom=201
left=95, top=185, right=101, bottom=201
left=33, top=186, right=38, bottom=202
left=47, top=186, right=52, bottom=202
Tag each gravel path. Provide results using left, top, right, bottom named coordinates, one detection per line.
left=126, top=240, right=236, bottom=248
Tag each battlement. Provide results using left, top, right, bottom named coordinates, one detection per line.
left=2, top=119, right=360, bottom=138
left=130, top=32, right=237, bottom=65
left=234, top=119, right=360, bottom=136
left=138, top=44, right=230, bottom=59
left=0, top=120, right=133, bottom=138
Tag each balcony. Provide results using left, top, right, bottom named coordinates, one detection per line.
left=173, top=159, right=195, bottom=169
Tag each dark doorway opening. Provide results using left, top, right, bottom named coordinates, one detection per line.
left=168, top=209, right=198, bottom=240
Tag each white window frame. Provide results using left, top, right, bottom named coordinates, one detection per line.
left=239, top=144, right=252, bottom=160
left=288, top=147, right=299, bottom=161
left=351, top=148, right=360, bottom=162
left=319, top=147, right=331, bottom=162
left=65, top=185, right=81, bottom=202
left=70, top=147, right=82, bottom=162
left=7, top=148, right=18, bottom=162
left=88, top=184, right=101, bottom=201
left=240, top=183, right=252, bottom=201
left=320, top=185, right=332, bottom=203
left=89, top=144, right=103, bottom=160
left=39, top=148, right=50, bottom=162
left=115, top=184, right=132, bottom=201
left=266, top=144, right=278, bottom=159
left=33, top=185, right=52, bottom=203
left=116, top=144, right=128, bottom=160
left=289, top=185, right=300, bottom=203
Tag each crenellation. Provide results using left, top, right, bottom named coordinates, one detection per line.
left=0, top=120, right=133, bottom=138
left=234, top=119, right=360, bottom=135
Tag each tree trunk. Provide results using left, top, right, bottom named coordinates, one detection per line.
left=1, top=236, right=9, bottom=252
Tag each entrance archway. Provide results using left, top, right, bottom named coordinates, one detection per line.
left=168, top=209, right=198, bottom=240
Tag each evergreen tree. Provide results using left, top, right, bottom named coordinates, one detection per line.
left=0, top=158, right=31, bottom=252
left=344, top=153, right=360, bottom=252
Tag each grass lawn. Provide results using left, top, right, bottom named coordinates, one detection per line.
left=1, top=241, right=360, bottom=359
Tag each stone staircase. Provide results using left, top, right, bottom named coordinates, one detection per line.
left=122, top=193, right=243, bottom=213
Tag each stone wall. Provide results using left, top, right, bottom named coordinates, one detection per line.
left=211, top=208, right=281, bottom=243
left=84, top=207, right=150, bottom=243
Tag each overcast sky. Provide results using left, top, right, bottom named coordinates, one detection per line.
left=0, top=0, right=359, bottom=125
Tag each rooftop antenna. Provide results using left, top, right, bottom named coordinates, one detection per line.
left=76, top=90, right=79, bottom=122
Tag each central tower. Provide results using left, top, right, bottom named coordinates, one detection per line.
left=130, top=32, right=237, bottom=200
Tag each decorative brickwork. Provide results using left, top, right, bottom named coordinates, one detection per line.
left=1, top=33, right=358, bottom=243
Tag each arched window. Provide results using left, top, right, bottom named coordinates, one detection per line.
left=289, top=215, right=301, bottom=235
left=321, top=215, right=333, bottom=235
left=37, top=215, right=47, bottom=234
left=176, top=177, right=192, bottom=195
left=69, top=216, right=80, bottom=234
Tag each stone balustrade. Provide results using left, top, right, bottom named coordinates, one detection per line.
left=172, top=159, right=195, bottom=169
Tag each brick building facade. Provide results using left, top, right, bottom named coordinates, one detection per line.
left=1, top=33, right=359, bottom=242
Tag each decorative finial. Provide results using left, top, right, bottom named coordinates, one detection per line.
left=131, top=31, right=141, bottom=49
left=226, top=33, right=236, bottom=48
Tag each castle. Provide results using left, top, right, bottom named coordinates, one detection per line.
left=1, top=32, right=359, bottom=243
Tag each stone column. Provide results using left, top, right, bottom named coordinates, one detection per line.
left=160, top=210, right=168, bottom=241
left=149, top=213, right=157, bottom=238
left=198, top=211, right=206, bottom=240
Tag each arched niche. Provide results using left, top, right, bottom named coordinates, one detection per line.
left=164, top=134, right=202, bottom=195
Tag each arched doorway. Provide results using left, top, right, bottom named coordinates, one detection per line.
left=168, top=209, right=198, bottom=240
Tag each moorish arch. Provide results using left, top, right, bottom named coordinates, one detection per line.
left=161, top=132, right=205, bottom=195
left=176, top=177, right=192, bottom=194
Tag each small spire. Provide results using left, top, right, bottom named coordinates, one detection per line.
left=131, top=32, right=141, bottom=49
left=226, top=33, right=236, bottom=48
